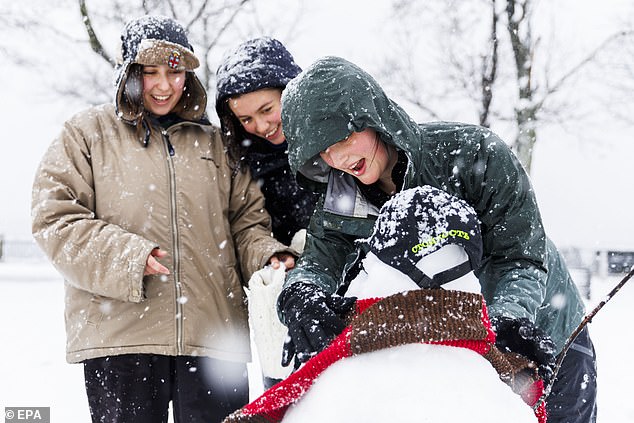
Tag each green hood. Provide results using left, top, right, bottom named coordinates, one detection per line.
left=281, top=56, right=420, bottom=183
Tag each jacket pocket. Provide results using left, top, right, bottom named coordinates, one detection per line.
left=86, top=296, right=106, bottom=327
left=200, top=155, right=220, bottom=167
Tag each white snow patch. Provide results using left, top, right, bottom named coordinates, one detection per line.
left=283, top=344, right=536, bottom=423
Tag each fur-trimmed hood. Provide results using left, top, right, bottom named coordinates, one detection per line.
left=114, top=15, right=207, bottom=123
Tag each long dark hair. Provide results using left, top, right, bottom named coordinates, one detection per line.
left=122, top=64, right=152, bottom=144
left=217, top=98, right=248, bottom=171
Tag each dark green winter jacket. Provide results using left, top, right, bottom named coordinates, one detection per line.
left=280, top=56, right=585, bottom=353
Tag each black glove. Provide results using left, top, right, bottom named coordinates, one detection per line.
left=491, top=316, right=557, bottom=385
left=278, top=282, right=356, bottom=368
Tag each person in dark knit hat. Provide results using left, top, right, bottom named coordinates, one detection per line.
left=215, top=37, right=320, bottom=247
left=276, top=56, right=597, bottom=423
left=215, top=38, right=320, bottom=390
left=32, top=15, right=296, bottom=423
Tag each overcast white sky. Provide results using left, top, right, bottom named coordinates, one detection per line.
left=1, top=0, right=633, bottom=251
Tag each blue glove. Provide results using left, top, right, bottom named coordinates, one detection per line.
left=278, top=282, right=356, bottom=368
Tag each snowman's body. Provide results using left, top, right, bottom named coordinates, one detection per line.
left=281, top=246, right=537, bottom=423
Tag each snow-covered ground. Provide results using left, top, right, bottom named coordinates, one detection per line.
left=0, top=259, right=633, bottom=422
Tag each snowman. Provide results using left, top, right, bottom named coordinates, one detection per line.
left=225, top=186, right=544, bottom=423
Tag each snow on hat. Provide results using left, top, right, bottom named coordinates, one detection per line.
left=215, top=37, right=302, bottom=104
left=365, top=185, right=483, bottom=288
left=114, top=15, right=206, bottom=123
left=119, top=15, right=199, bottom=70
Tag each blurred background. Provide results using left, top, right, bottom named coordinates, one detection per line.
left=2, top=0, right=634, bottom=280
left=1, top=2, right=634, bottom=421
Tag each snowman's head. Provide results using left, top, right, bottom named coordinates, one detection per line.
left=363, top=186, right=483, bottom=289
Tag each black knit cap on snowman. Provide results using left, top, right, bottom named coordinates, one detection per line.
left=365, top=185, right=483, bottom=288
left=114, top=15, right=207, bottom=124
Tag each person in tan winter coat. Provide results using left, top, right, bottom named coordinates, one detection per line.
left=31, top=15, right=295, bottom=423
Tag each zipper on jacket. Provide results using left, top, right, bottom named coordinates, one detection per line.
left=165, top=133, right=175, bottom=156
left=161, top=131, right=184, bottom=354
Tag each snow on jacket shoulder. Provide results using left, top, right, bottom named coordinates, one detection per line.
left=32, top=103, right=289, bottom=363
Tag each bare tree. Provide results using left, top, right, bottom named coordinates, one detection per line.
left=380, top=0, right=634, bottom=174
left=587, top=25, right=634, bottom=126
left=78, top=0, right=117, bottom=66
left=0, top=0, right=305, bottom=106
left=505, top=0, right=538, bottom=170
left=479, top=0, right=499, bottom=128
left=75, top=0, right=260, bottom=93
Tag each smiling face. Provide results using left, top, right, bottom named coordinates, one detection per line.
left=319, top=128, right=396, bottom=188
left=228, top=88, right=285, bottom=145
left=142, top=64, right=186, bottom=116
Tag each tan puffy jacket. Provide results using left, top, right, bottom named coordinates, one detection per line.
left=32, top=103, right=290, bottom=363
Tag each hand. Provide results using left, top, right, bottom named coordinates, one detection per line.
left=268, top=252, right=296, bottom=270
left=491, top=316, right=557, bottom=384
left=144, top=248, right=170, bottom=276
left=278, top=282, right=356, bottom=368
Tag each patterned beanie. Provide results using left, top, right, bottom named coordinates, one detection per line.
left=365, top=185, right=483, bottom=288
left=119, top=15, right=199, bottom=70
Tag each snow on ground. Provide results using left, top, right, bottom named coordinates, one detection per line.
left=0, top=259, right=633, bottom=422
left=0, top=261, right=87, bottom=421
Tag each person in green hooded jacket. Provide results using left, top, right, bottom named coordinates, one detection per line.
left=276, top=56, right=596, bottom=423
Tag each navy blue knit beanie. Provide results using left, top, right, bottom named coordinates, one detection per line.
left=215, top=37, right=301, bottom=105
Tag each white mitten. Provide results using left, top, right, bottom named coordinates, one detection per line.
left=289, top=229, right=307, bottom=255
left=247, top=265, right=292, bottom=380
